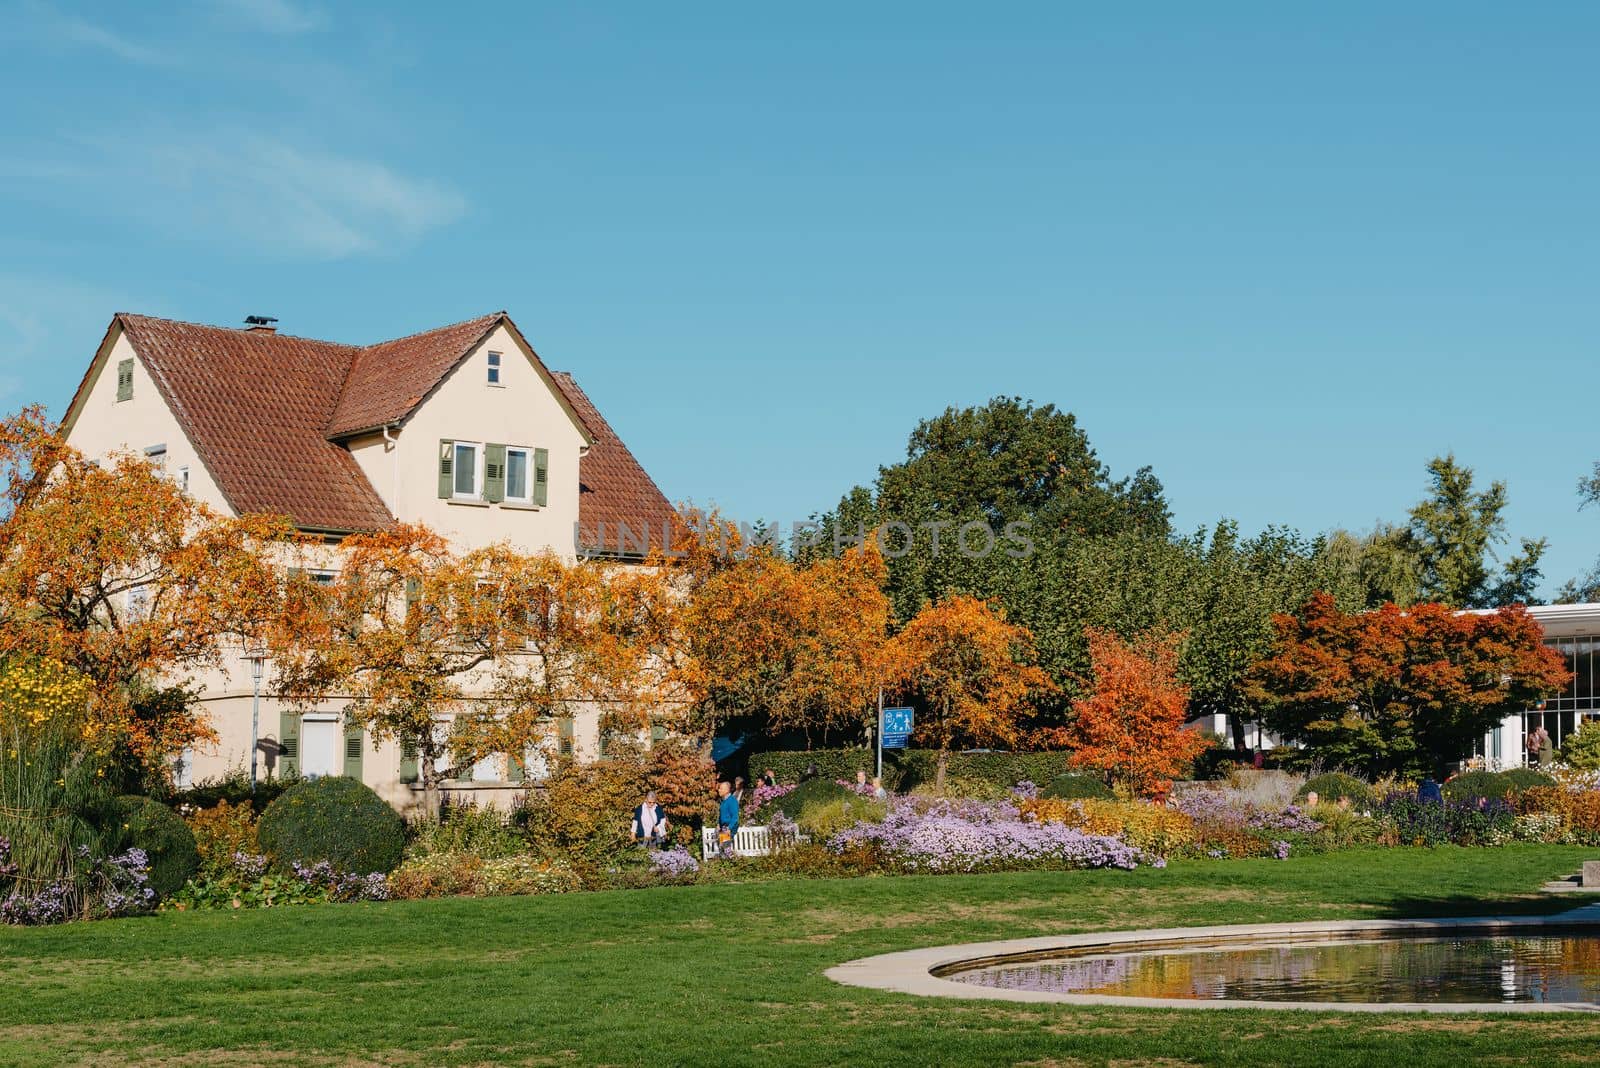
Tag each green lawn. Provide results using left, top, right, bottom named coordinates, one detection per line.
left=3, top=846, right=1598, bottom=1067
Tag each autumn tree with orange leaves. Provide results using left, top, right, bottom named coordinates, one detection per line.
left=678, top=541, right=892, bottom=743
left=1065, top=628, right=1207, bottom=797
left=270, top=524, right=679, bottom=813
left=0, top=407, right=289, bottom=783
left=887, top=594, right=1052, bottom=790
left=1247, top=591, right=1569, bottom=778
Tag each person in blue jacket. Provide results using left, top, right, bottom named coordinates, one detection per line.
left=716, top=780, right=740, bottom=857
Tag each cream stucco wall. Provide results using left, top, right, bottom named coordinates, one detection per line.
left=344, top=323, right=588, bottom=558
left=62, top=327, right=232, bottom=515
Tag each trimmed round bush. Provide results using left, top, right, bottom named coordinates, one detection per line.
left=754, top=778, right=854, bottom=823
left=1041, top=773, right=1114, bottom=801
left=112, top=795, right=200, bottom=899
left=1295, top=772, right=1374, bottom=807
left=1497, top=767, right=1558, bottom=793
left=258, top=776, right=405, bottom=875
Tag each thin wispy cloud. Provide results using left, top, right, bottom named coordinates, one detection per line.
left=212, top=0, right=326, bottom=35
left=18, top=2, right=173, bottom=66
left=84, top=132, right=466, bottom=259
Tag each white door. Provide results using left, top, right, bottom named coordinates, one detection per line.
left=300, top=718, right=340, bottom=778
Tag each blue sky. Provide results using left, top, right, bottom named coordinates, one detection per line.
left=2, top=1, right=1595, bottom=594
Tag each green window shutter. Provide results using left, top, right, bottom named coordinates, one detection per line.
left=344, top=728, right=363, bottom=781
left=533, top=448, right=549, bottom=507
left=404, top=577, right=421, bottom=618
left=454, top=754, right=473, bottom=782
left=399, top=738, right=419, bottom=785
left=558, top=717, right=575, bottom=758
left=277, top=711, right=300, bottom=779
left=437, top=439, right=455, bottom=498
left=484, top=443, right=506, bottom=503
left=650, top=725, right=668, bottom=747
left=116, top=358, right=133, bottom=401
left=507, top=750, right=525, bottom=783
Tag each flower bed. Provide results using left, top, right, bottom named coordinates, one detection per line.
left=828, top=797, right=1154, bottom=873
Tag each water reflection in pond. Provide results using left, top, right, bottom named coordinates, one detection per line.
left=948, top=934, right=1600, bottom=1003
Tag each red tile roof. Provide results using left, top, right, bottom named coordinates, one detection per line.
left=64, top=312, right=673, bottom=541
left=550, top=372, right=677, bottom=555
left=326, top=312, right=504, bottom=438
left=113, top=314, right=394, bottom=533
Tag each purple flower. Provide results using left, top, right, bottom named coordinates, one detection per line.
left=1010, top=781, right=1040, bottom=801
left=828, top=797, right=1152, bottom=872
left=650, top=846, right=700, bottom=878
left=1273, top=840, right=1291, bottom=860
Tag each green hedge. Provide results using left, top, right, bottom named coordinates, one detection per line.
left=754, top=749, right=1078, bottom=792
left=111, top=795, right=200, bottom=899
left=1040, top=774, right=1114, bottom=800
left=1442, top=768, right=1556, bottom=803
left=258, top=776, right=405, bottom=875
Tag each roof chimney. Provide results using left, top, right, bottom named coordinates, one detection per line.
left=244, top=315, right=278, bottom=334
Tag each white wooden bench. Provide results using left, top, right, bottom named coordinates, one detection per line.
left=700, top=824, right=803, bottom=859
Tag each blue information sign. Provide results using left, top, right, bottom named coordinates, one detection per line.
left=881, top=707, right=914, bottom=749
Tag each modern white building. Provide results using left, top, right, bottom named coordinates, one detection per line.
left=61, top=311, right=677, bottom=808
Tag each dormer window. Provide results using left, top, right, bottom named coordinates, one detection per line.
left=487, top=351, right=502, bottom=386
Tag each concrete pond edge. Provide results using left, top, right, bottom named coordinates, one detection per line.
left=825, top=903, right=1600, bottom=1013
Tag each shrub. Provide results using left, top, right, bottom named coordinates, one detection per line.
left=1517, top=786, right=1600, bottom=845
left=908, top=775, right=1007, bottom=801
left=1561, top=720, right=1600, bottom=770
left=387, top=851, right=579, bottom=900
left=516, top=753, right=650, bottom=860
left=409, top=803, right=524, bottom=860
left=796, top=796, right=887, bottom=839
left=751, top=778, right=853, bottom=823
left=111, top=796, right=200, bottom=899
left=1443, top=769, right=1553, bottom=803
left=1021, top=798, right=1195, bottom=855
left=185, top=799, right=259, bottom=869
left=1296, top=772, right=1374, bottom=807
left=1041, top=773, right=1114, bottom=801
left=258, top=777, right=405, bottom=875
left=170, top=768, right=296, bottom=815
left=1498, top=767, right=1558, bottom=793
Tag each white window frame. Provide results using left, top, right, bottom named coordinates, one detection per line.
left=452, top=441, right=482, bottom=500
left=486, top=351, right=503, bottom=386
left=306, top=569, right=338, bottom=587
left=144, top=444, right=167, bottom=473
left=504, top=445, right=533, bottom=504
left=176, top=465, right=190, bottom=494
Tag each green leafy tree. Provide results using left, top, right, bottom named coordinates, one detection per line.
left=1557, top=461, right=1600, bottom=604
left=1399, top=454, right=1546, bottom=608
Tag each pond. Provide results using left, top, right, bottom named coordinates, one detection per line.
left=943, top=931, right=1600, bottom=1004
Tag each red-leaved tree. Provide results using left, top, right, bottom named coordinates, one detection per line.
left=1246, top=592, right=1569, bottom=777
left=1066, top=628, right=1207, bottom=797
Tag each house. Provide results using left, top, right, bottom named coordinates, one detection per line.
left=61, top=311, right=677, bottom=806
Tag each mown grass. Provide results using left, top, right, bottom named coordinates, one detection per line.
left=1, top=845, right=1597, bottom=1066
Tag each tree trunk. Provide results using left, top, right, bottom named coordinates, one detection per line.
left=1228, top=711, right=1247, bottom=752
left=935, top=747, right=949, bottom=793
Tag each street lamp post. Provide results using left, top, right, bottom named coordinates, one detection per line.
left=246, top=649, right=267, bottom=794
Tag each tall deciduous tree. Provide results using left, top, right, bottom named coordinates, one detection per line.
left=678, top=543, right=891, bottom=742
left=886, top=594, right=1052, bottom=790
left=0, top=407, right=288, bottom=778
left=1246, top=592, right=1569, bottom=777
left=1065, top=628, right=1207, bottom=797
left=270, top=524, right=678, bottom=813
